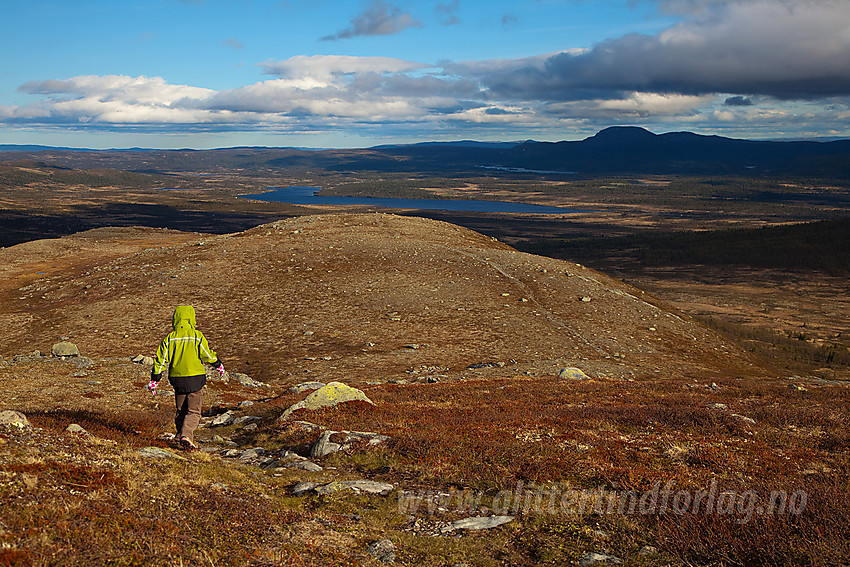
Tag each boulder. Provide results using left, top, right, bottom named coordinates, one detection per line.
left=282, top=460, right=323, bottom=472
left=210, top=411, right=235, bottom=427
left=366, top=539, right=396, bottom=564
left=0, top=410, right=32, bottom=429
left=65, top=423, right=90, bottom=436
left=578, top=552, right=622, bottom=566
left=310, top=430, right=391, bottom=458
left=558, top=367, right=591, bottom=380
left=138, top=447, right=187, bottom=461
left=441, top=516, right=515, bottom=533
left=279, top=382, right=374, bottom=420
left=292, top=481, right=320, bottom=496
left=229, top=372, right=267, bottom=388
left=51, top=342, right=80, bottom=357
left=288, top=381, right=326, bottom=394
left=313, top=480, right=394, bottom=496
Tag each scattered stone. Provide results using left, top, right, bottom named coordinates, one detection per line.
left=709, top=403, right=728, bottom=411
left=288, top=382, right=326, bottom=394
left=638, top=546, right=658, bottom=556
left=222, top=449, right=241, bottom=458
left=51, top=342, right=79, bottom=357
left=578, top=551, right=622, bottom=566
left=237, top=400, right=254, bottom=408
left=279, top=382, right=374, bottom=420
left=710, top=382, right=721, bottom=391
left=789, top=384, right=808, bottom=392
left=289, top=421, right=321, bottom=432
left=229, top=372, right=268, bottom=388
left=279, top=449, right=306, bottom=462
left=233, top=415, right=261, bottom=426
left=211, top=435, right=226, bottom=443
left=580, top=296, right=592, bottom=302
left=732, top=413, right=757, bottom=424
left=282, top=460, right=323, bottom=472
left=65, top=423, right=90, bottom=436
left=243, top=423, right=258, bottom=431
left=292, top=481, right=319, bottom=496
left=240, top=447, right=265, bottom=460
left=467, top=362, right=505, bottom=370
left=132, top=355, right=155, bottom=365
left=559, top=367, right=591, bottom=380
left=441, top=516, right=515, bottom=533
left=0, top=410, right=32, bottom=429
left=211, top=411, right=235, bottom=427
left=310, top=430, right=392, bottom=458
left=313, top=480, right=394, bottom=496
left=139, top=447, right=187, bottom=460
left=366, top=539, right=396, bottom=564
left=425, top=376, right=440, bottom=383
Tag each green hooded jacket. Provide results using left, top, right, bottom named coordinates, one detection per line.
left=152, top=306, right=219, bottom=392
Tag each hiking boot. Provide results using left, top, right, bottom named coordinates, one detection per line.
left=179, top=437, right=196, bottom=451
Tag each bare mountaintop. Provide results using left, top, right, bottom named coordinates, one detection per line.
left=0, top=213, right=767, bottom=382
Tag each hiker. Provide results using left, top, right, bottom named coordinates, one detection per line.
left=148, top=305, right=224, bottom=450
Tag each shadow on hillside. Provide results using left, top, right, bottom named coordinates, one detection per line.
left=0, top=203, right=288, bottom=247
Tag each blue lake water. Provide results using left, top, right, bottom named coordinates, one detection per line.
left=241, top=186, right=578, bottom=214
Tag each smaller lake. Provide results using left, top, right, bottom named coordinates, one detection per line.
left=242, top=186, right=579, bottom=214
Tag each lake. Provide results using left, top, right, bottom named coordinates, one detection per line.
left=241, top=186, right=579, bottom=214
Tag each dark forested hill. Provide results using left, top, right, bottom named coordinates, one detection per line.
left=2, top=127, right=849, bottom=178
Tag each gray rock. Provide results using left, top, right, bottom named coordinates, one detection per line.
left=279, top=449, right=307, bottom=462
left=65, top=423, right=90, bottom=435
left=559, top=367, right=591, bottom=380
left=138, top=446, right=187, bottom=460
left=366, top=539, right=396, bottom=564
left=288, top=382, right=326, bottom=394
left=279, top=382, right=374, bottom=420
left=283, top=460, right=323, bottom=472
left=578, top=552, right=622, bottom=566
left=638, top=546, right=658, bottom=556
left=292, top=481, right=319, bottom=496
left=237, top=400, right=254, bottom=408
left=313, top=480, right=394, bottom=496
left=229, top=372, right=268, bottom=388
left=210, top=411, right=235, bottom=427
left=132, top=355, right=155, bottom=365
left=221, top=449, right=241, bottom=458
left=233, top=415, right=260, bottom=426
left=51, top=342, right=79, bottom=357
left=0, top=410, right=32, bottom=429
left=441, top=516, right=514, bottom=533
left=310, top=430, right=392, bottom=458
left=240, top=447, right=265, bottom=460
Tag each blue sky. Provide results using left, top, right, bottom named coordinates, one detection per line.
left=1, top=0, right=849, bottom=149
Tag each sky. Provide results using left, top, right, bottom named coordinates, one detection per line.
left=1, top=0, right=849, bottom=149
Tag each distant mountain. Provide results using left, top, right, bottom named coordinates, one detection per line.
left=3, top=128, right=850, bottom=178
left=371, top=140, right=525, bottom=150
left=498, top=127, right=850, bottom=177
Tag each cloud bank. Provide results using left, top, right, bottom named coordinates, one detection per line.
left=3, top=0, right=849, bottom=141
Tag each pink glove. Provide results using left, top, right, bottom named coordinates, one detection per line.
left=147, top=380, right=158, bottom=394
left=217, top=364, right=225, bottom=377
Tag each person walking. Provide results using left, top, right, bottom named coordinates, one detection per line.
left=148, top=305, right=224, bottom=450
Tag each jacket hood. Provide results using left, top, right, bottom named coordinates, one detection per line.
left=172, top=305, right=196, bottom=330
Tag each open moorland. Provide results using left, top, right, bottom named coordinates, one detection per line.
left=1, top=138, right=849, bottom=565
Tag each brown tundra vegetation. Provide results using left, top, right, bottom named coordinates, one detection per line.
left=1, top=213, right=847, bottom=566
